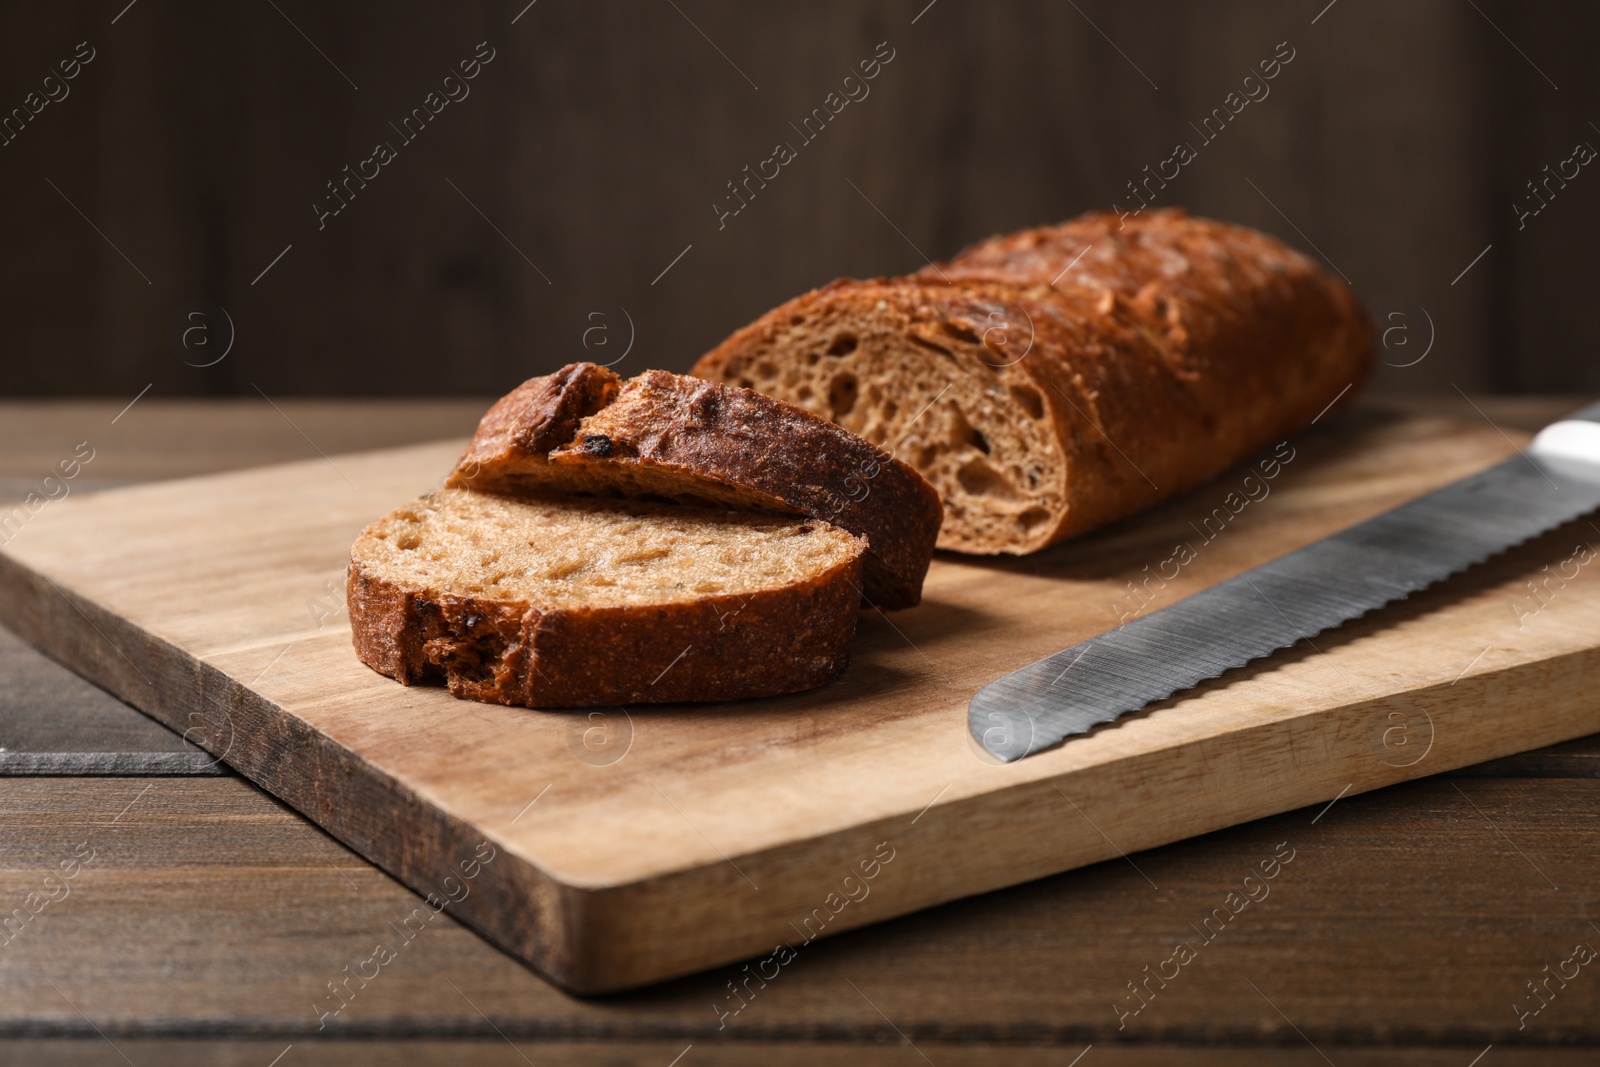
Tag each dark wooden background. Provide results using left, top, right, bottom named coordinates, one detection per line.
left=2, top=0, right=1596, bottom=399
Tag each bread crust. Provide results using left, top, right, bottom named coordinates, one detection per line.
left=692, top=208, right=1374, bottom=554
left=450, top=362, right=620, bottom=483
left=348, top=527, right=864, bottom=707
left=449, top=365, right=941, bottom=609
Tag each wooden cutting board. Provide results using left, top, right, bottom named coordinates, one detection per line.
left=5, top=402, right=1600, bottom=995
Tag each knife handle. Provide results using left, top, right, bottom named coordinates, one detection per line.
left=1531, top=419, right=1600, bottom=467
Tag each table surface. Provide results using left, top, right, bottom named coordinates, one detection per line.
left=2, top=395, right=1599, bottom=1067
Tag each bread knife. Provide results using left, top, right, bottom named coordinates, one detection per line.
left=969, top=401, right=1600, bottom=762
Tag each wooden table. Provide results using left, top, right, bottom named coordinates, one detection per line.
left=2, top=397, right=1598, bottom=1066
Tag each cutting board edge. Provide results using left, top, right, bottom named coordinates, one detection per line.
left=486, top=630, right=1600, bottom=991
left=0, top=548, right=607, bottom=990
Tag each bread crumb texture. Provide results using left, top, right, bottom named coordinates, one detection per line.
left=357, top=489, right=861, bottom=608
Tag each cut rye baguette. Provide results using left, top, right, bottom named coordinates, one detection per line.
left=446, top=363, right=941, bottom=609
left=348, top=488, right=865, bottom=707
left=691, top=207, right=1374, bottom=555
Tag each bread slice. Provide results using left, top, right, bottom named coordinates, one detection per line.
left=447, top=363, right=941, bottom=609
left=691, top=208, right=1374, bottom=555
left=348, top=488, right=866, bottom=707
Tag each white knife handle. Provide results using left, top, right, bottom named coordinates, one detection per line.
left=1530, top=419, right=1600, bottom=466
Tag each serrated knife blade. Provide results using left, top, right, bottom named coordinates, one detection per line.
left=969, top=402, right=1600, bottom=762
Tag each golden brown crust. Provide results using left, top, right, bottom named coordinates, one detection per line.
left=692, top=208, right=1374, bottom=554
left=447, top=362, right=621, bottom=488
left=347, top=542, right=863, bottom=707
left=449, top=365, right=942, bottom=609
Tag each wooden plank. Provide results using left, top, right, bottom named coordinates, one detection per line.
left=2, top=1040, right=1595, bottom=1067
left=6, top=404, right=1600, bottom=994
left=1453, top=736, right=1600, bottom=779
left=0, top=399, right=488, bottom=487
left=0, top=624, right=223, bottom=775
left=1, top=776, right=1597, bottom=1045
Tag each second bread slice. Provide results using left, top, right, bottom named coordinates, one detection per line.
left=348, top=488, right=866, bottom=707
left=446, top=363, right=941, bottom=610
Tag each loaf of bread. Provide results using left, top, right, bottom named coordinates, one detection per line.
left=348, top=489, right=865, bottom=706
left=691, top=208, right=1374, bottom=554
left=447, top=363, right=941, bottom=609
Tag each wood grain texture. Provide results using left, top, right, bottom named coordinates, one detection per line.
left=5, top=401, right=1600, bottom=993
left=0, top=399, right=487, bottom=776
left=2, top=776, right=1598, bottom=1047
left=0, top=399, right=490, bottom=487
left=0, top=623, right=223, bottom=775
left=1454, top=736, right=1600, bottom=778
left=4, top=1042, right=1597, bottom=1067
left=2, top=2, right=1599, bottom=400
left=10, top=1043, right=1599, bottom=1067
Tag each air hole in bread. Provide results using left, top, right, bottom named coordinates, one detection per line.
left=451, top=636, right=506, bottom=684
left=1009, top=384, right=1045, bottom=420
left=908, top=335, right=954, bottom=359
left=754, top=361, right=777, bottom=379
left=618, top=547, right=671, bottom=565
left=827, top=333, right=858, bottom=357
left=948, top=405, right=986, bottom=452
left=829, top=374, right=859, bottom=417
left=941, top=319, right=981, bottom=345
left=692, top=301, right=1069, bottom=554
left=957, top=457, right=1017, bottom=500
left=397, top=534, right=421, bottom=551
left=1017, top=506, right=1050, bottom=531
